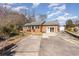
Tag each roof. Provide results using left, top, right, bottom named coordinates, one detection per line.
left=24, top=20, right=59, bottom=26
left=24, top=20, right=45, bottom=26
left=43, top=20, right=59, bottom=26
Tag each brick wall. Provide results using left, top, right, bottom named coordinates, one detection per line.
left=23, top=25, right=59, bottom=33
left=42, top=25, right=59, bottom=33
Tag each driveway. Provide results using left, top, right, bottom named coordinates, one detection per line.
left=39, top=32, right=79, bottom=56
left=14, top=35, right=42, bottom=56
left=13, top=32, right=79, bottom=56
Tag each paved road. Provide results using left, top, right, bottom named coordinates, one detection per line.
left=39, top=32, right=79, bottom=56
left=12, top=32, right=79, bottom=56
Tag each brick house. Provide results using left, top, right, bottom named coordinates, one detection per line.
left=23, top=20, right=59, bottom=33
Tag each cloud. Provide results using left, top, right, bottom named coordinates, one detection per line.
left=56, top=16, right=67, bottom=25
left=64, top=13, right=69, bottom=16
left=53, top=4, right=66, bottom=12
left=32, top=3, right=40, bottom=8
left=55, top=15, right=78, bottom=25
left=12, top=6, right=28, bottom=12
left=0, top=3, right=15, bottom=9
left=68, top=16, right=78, bottom=19
left=55, top=16, right=65, bottom=25
left=47, top=4, right=66, bottom=19
left=56, top=15, right=78, bottom=21
left=48, top=3, right=60, bottom=8
left=56, top=16, right=66, bottom=21
left=47, top=11, right=50, bottom=14
left=47, top=4, right=78, bottom=25
left=3, top=3, right=15, bottom=5
left=3, top=5, right=12, bottom=9
left=47, top=11, right=61, bottom=18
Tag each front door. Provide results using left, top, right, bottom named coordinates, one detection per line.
left=46, top=27, right=54, bottom=33
left=50, top=27, right=54, bottom=32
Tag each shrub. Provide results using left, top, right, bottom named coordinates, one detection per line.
left=1, top=26, right=11, bottom=35
left=9, top=32, right=19, bottom=37
left=1, top=25, right=20, bottom=37
left=67, top=28, right=72, bottom=32
left=74, top=27, right=78, bottom=32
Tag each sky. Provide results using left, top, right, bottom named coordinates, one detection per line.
left=0, top=3, right=79, bottom=25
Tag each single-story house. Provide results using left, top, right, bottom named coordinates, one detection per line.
left=23, top=20, right=60, bottom=33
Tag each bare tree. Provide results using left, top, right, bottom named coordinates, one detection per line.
left=1, top=3, right=9, bottom=56
left=26, top=8, right=36, bottom=23
left=31, top=8, right=36, bottom=22
left=39, top=14, right=47, bottom=21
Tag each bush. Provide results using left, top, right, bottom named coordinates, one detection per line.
left=9, top=32, right=19, bottom=37
left=9, top=27, right=19, bottom=37
left=1, top=26, right=11, bottom=35
left=67, top=28, right=72, bottom=32
left=0, top=25, right=20, bottom=37
left=65, top=19, right=75, bottom=30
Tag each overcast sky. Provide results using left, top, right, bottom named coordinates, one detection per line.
left=0, top=3, right=79, bottom=25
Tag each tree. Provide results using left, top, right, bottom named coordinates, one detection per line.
left=1, top=26, right=11, bottom=36
left=75, top=19, right=79, bottom=27
left=39, top=14, right=47, bottom=21
left=65, top=19, right=75, bottom=30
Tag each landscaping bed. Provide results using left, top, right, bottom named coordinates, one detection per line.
left=65, top=31, right=79, bottom=38
left=0, top=32, right=29, bottom=55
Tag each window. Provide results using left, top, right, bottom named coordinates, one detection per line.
left=32, top=26, right=34, bottom=29
left=28, top=26, right=31, bottom=29
left=35, top=26, right=39, bottom=29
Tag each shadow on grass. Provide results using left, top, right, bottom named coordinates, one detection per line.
left=0, top=44, right=17, bottom=56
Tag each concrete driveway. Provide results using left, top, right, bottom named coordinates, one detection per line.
left=14, top=35, right=42, bottom=56
left=13, top=32, right=79, bottom=56
left=39, top=32, right=79, bottom=56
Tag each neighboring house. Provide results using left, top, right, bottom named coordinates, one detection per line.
left=23, top=20, right=59, bottom=33
left=59, top=25, right=65, bottom=31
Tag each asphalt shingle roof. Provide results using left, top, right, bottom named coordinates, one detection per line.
left=24, top=20, right=59, bottom=26
left=43, top=21, right=59, bottom=26
left=24, top=20, right=45, bottom=26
